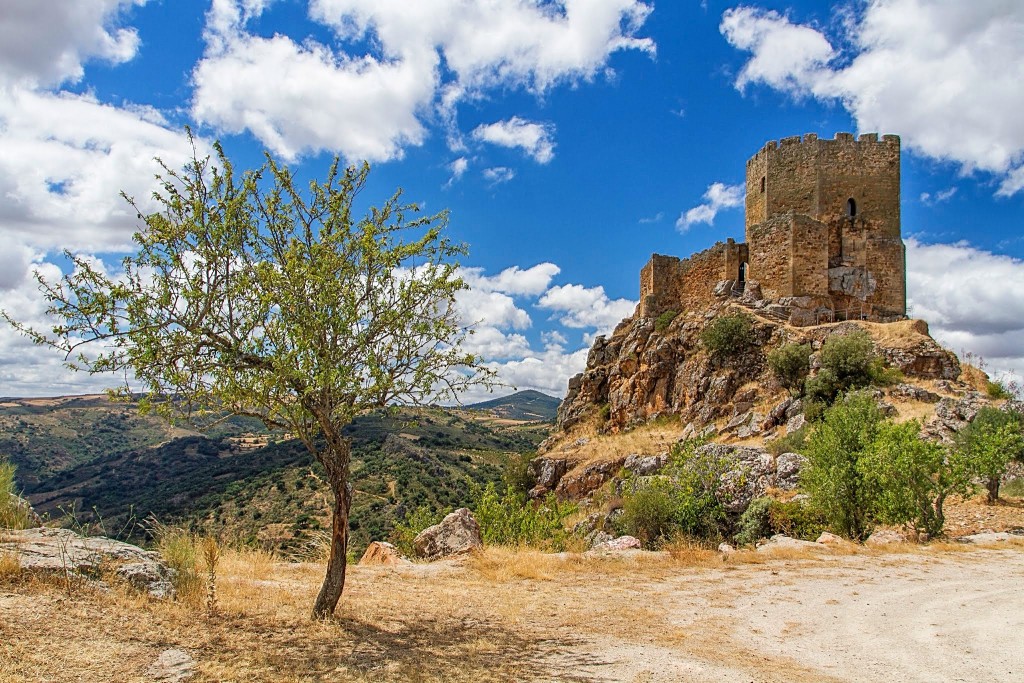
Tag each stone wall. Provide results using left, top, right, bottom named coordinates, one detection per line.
left=638, top=240, right=746, bottom=318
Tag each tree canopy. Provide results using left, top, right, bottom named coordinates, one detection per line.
left=3, top=137, right=493, bottom=616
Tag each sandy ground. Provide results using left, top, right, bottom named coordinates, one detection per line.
left=3, top=543, right=1023, bottom=682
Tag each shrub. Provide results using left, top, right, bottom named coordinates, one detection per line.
left=955, top=407, right=1024, bottom=503
left=767, top=342, right=812, bottom=395
left=655, top=309, right=679, bottom=332
left=733, top=497, right=827, bottom=546
left=800, top=392, right=885, bottom=541
left=806, top=331, right=897, bottom=406
left=618, top=440, right=728, bottom=547
left=473, top=483, right=575, bottom=550
left=866, top=420, right=971, bottom=537
left=986, top=379, right=1013, bottom=399
left=766, top=425, right=808, bottom=457
left=700, top=312, right=754, bottom=361
left=501, top=452, right=535, bottom=499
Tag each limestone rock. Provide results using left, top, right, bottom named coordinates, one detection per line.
left=756, top=534, right=822, bottom=553
left=956, top=531, right=1023, bottom=545
left=585, top=530, right=614, bottom=549
left=623, top=453, right=668, bottom=476
left=590, top=535, right=641, bottom=552
left=146, top=649, right=195, bottom=682
left=774, top=452, right=807, bottom=490
left=555, top=457, right=626, bottom=499
left=358, top=541, right=410, bottom=566
left=888, top=383, right=940, bottom=403
left=865, top=529, right=908, bottom=546
left=717, top=542, right=736, bottom=554
left=413, top=508, right=482, bottom=560
left=815, top=532, right=848, bottom=546
left=0, top=527, right=175, bottom=598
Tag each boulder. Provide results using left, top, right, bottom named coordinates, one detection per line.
left=585, top=530, right=614, bottom=549
left=358, top=541, right=410, bottom=566
left=756, top=534, right=822, bottom=553
left=413, top=508, right=482, bottom=560
left=888, top=383, right=940, bottom=403
left=145, top=649, right=195, bottom=683
left=590, top=535, right=641, bottom=552
left=0, top=527, right=175, bottom=598
left=956, top=531, right=1023, bottom=545
left=815, top=532, right=848, bottom=546
left=717, top=542, right=736, bottom=554
left=865, top=529, right=908, bottom=546
left=774, top=452, right=807, bottom=490
left=623, top=453, right=668, bottom=476
left=555, top=457, right=627, bottom=499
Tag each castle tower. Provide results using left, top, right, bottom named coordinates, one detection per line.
left=744, top=132, right=906, bottom=320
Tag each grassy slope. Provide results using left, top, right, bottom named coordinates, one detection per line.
left=7, top=397, right=552, bottom=557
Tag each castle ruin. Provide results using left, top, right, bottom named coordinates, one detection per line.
left=639, top=132, right=906, bottom=325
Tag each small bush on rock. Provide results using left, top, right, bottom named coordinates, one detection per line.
left=655, top=309, right=679, bottom=332
left=700, top=312, right=754, bottom=362
left=806, top=331, right=897, bottom=407
left=733, top=497, right=827, bottom=546
left=767, top=342, right=812, bottom=396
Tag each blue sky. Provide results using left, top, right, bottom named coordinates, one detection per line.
left=1, top=0, right=1022, bottom=399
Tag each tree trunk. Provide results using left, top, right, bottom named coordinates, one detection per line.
left=311, top=442, right=353, bottom=619
left=986, top=476, right=1000, bottom=505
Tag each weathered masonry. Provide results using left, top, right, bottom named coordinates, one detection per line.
left=639, top=132, right=907, bottom=325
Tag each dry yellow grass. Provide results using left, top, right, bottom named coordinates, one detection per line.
left=2, top=539, right=1023, bottom=682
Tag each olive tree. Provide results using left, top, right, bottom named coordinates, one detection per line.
left=3, top=140, right=492, bottom=617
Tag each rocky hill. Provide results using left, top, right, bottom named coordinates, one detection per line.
left=532, top=291, right=1010, bottom=505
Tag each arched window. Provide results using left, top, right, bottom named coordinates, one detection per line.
left=846, top=198, right=857, bottom=217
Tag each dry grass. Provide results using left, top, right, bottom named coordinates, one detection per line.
left=2, top=538, right=1022, bottom=682
left=543, top=417, right=684, bottom=466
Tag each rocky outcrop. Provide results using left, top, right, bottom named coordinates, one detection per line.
left=554, top=457, right=626, bottom=499
left=413, top=508, right=482, bottom=560
left=554, top=307, right=962, bottom=439
left=0, top=527, right=175, bottom=598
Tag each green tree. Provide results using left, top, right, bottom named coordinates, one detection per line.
left=955, top=407, right=1024, bottom=503
left=865, top=420, right=971, bottom=537
left=767, top=342, right=812, bottom=396
left=3, top=141, right=491, bottom=617
left=800, top=392, right=885, bottom=540
left=806, top=330, right=894, bottom=406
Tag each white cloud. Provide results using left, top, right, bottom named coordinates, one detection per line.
left=461, top=263, right=561, bottom=297
left=676, top=182, right=745, bottom=232
left=446, top=157, right=469, bottom=186
left=720, top=6, right=834, bottom=96
left=0, top=88, right=201, bottom=253
left=721, top=1, right=1024, bottom=195
left=920, top=187, right=957, bottom=205
left=472, top=117, right=556, bottom=163
left=538, top=283, right=636, bottom=330
left=193, top=0, right=654, bottom=161
left=907, top=238, right=1024, bottom=383
left=0, top=0, right=146, bottom=88
left=483, top=167, right=516, bottom=185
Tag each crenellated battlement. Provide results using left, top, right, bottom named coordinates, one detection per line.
left=747, top=131, right=900, bottom=168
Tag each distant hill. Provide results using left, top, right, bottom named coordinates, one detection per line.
left=464, top=390, right=561, bottom=422
left=3, top=395, right=552, bottom=557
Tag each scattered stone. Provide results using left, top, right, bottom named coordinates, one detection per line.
left=815, top=532, right=847, bottom=546
left=413, top=508, right=482, bottom=560
left=358, top=541, right=410, bottom=566
left=145, top=649, right=195, bottom=682
left=585, top=530, right=614, bottom=549
left=623, top=452, right=668, bottom=476
left=713, top=280, right=734, bottom=297
left=0, top=527, right=175, bottom=598
left=865, top=529, right=908, bottom=546
left=784, top=413, right=806, bottom=433
left=590, top=535, right=641, bottom=552
left=717, top=542, right=736, bottom=554
left=889, top=383, right=940, bottom=403
left=956, top=531, right=1023, bottom=545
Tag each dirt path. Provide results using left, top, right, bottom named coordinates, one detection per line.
left=2, top=546, right=1022, bottom=682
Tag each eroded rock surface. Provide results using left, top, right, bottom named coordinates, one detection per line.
left=413, top=508, right=482, bottom=560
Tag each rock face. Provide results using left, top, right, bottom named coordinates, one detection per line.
left=413, top=508, right=483, bottom=560
left=554, top=307, right=961, bottom=436
left=0, top=527, right=175, bottom=598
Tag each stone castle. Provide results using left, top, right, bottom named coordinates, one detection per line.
left=639, top=132, right=906, bottom=326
